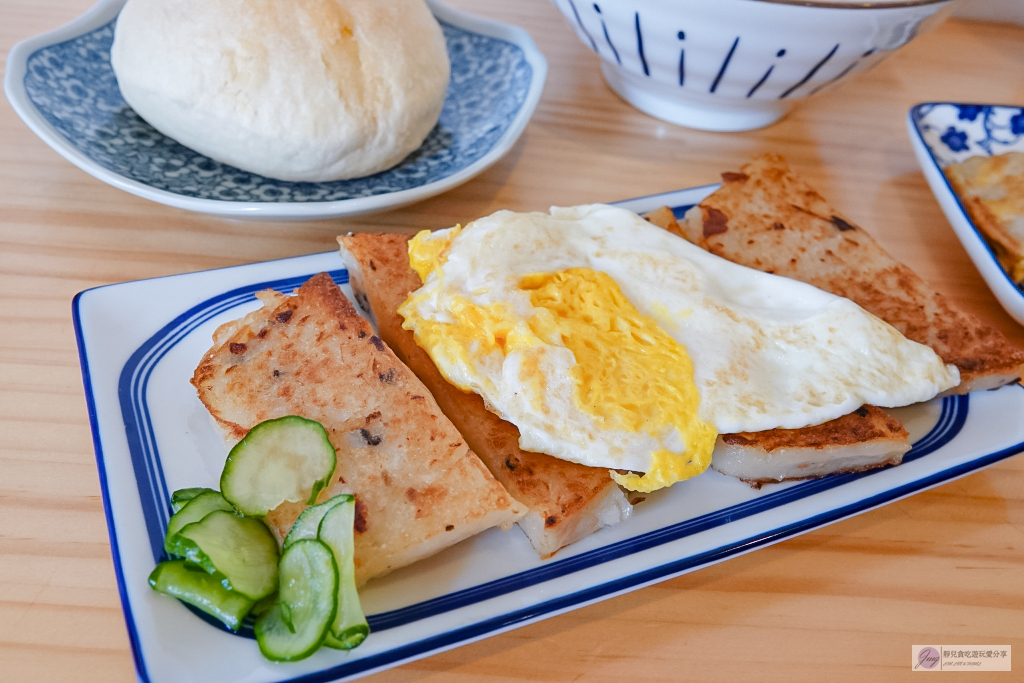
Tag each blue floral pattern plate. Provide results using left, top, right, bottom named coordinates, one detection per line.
left=3, top=0, right=547, bottom=220
left=908, top=103, right=1024, bottom=326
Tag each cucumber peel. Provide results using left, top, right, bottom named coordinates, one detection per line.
left=149, top=559, right=253, bottom=631
left=164, top=490, right=234, bottom=555
left=283, top=493, right=354, bottom=549
left=318, top=499, right=369, bottom=649
left=255, top=540, right=338, bottom=662
left=168, top=510, right=279, bottom=600
left=169, top=487, right=212, bottom=513
left=221, top=416, right=337, bottom=516
left=250, top=591, right=278, bottom=618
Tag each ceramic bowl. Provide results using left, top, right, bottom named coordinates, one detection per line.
left=550, top=0, right=954, bottom=131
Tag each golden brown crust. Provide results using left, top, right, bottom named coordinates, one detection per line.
left=338, top=232, right=619, bottom=535
left=191, top=273, right=521, bottom=583
left=720, top=405, right=906, bottom=452
left=686, top=153, right=1024, bottom=391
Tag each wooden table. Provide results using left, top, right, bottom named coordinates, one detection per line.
left=3, top=1, right=1022, bottom=681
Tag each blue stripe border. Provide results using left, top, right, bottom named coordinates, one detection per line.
left=72, top=223, right=1024, bottom=683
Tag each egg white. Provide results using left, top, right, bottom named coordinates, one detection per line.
left=399, top=204, right=960, bottom=474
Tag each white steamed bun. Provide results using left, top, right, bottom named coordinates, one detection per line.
left=111, top=0, right=450, bottom=181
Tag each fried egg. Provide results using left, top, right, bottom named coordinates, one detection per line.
left=398, top=205, right=960, bottom=492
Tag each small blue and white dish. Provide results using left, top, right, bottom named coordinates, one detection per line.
left=3, top=0, right=547, bottom=220
left=908, top=103, right=1024, bottom=326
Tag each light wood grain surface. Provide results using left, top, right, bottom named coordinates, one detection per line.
left=2, top=1, right=1023, bottom=681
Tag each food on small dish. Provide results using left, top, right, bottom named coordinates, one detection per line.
left=680, top=154, right=1024, bottom=393
left=393, top=203, right=958, bottom=493
left=111, top=0, right=450, bottom=182
left=339, top=233, right=632, bottom=558
left=944, top=151, right=1024, bottom=285
left=191, top=273, right=524, bottom=584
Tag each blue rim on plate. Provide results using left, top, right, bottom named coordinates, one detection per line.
left=73, top=185, right=1024, bottom=683
left=907, top=102, right=1024, bottom=326
left=3, top=0, right=547, bottom=220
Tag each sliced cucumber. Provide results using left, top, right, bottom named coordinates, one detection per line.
left=221, top=416, right=337, bottom=516
left=169, top=487, right=212, bottom=513
left=255, top=540, right=338, bottom=662
left=283, top=493, right=354, bottom=549
left=168, top=510, right=279, bottom=600
left=318, top=499, right=369, bottom=649
left=149, top=559, right=253, bottom=631
left=250, top=591, right=278, bottom=618
left=164, top=490, right=234, bottom=555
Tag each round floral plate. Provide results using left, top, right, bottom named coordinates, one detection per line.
left=908, top=103, right=1024, bottom=326
left=3, top=0, right=547, bottom=220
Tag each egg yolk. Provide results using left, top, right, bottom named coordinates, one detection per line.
left=521, top=268, right=716, bottom=492
left=407, top=225, right=460, bottom=281
left=399, top=230, right=716, bottom=492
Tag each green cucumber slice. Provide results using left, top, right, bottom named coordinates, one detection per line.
left=164, top=490, right=234, bottom=555
left=255, top=540, right=338, bottom=662
left=250, top=591, right=278, bottom=618
left=283, top=493, right=354, bottom=549
left=318, top=500, right=369, bottom=649
left=168, top=510, right=279, bottom=600
left=221, top=416, right=337, bottom=516
left=148, top=559, right=253, bottom=631
left=170, top=487, right=212, bottom=513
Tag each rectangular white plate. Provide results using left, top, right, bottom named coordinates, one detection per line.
left=74, top=185, right=1024, bottom=683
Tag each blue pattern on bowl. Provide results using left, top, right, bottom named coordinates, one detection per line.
left=551, top=0, right=953, bottom=132
left=22, top=19, right=532, bottom=203
left=913, top=103, right=1024, bottom=167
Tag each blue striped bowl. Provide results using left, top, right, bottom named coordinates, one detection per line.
left=551, top=0, right=954, bottom=131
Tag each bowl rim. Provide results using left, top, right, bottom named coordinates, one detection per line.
left=744, top=0, right=951, bottom=8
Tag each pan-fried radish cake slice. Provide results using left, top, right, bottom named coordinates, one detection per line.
left=338, top=232, right=631, bottom=558
left=644, top=153, right=1024, bottom=486
left=191, top=273, right=524, bottom=584
left=644, top=208, right=915, bottom=484
left=711, top=406, right=910, bottom=488
left=681, top=154, right=1024, bottom=393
